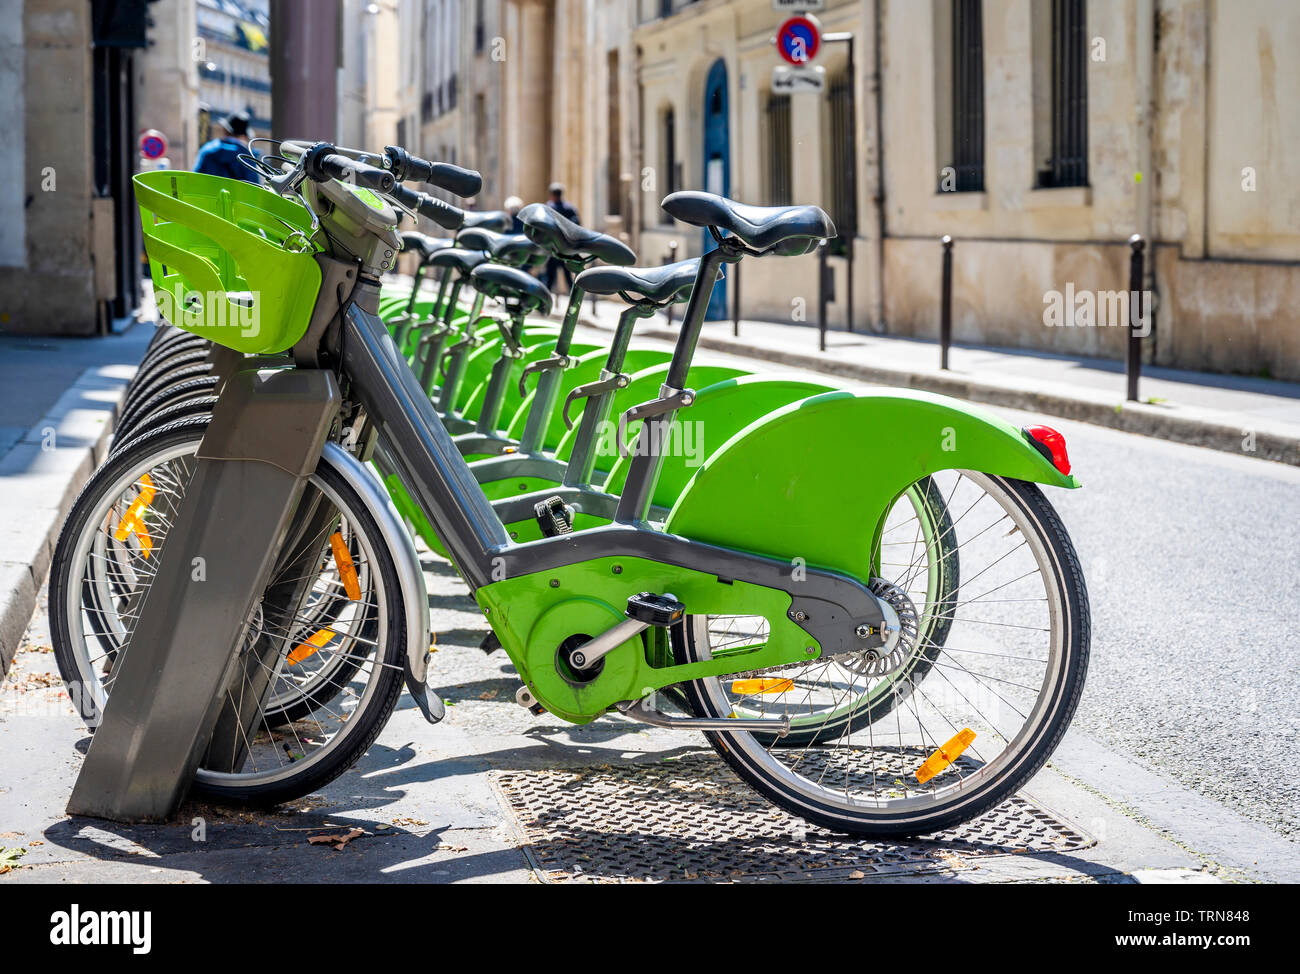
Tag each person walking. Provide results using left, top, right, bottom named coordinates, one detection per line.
left=504, top=196, right=524, bottom=234
left=541, top=182, right=579, bottom=292
left=194, top=112, right=260, bottom=183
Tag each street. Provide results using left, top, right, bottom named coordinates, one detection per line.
left=1, top=331, right=1295, bottom=884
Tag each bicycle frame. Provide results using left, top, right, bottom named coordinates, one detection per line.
left=335, top=249, right=891, bottom=723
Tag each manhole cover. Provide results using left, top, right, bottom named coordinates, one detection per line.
left=495, top=754, right=1093, bottom=883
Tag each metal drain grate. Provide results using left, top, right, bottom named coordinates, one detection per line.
left=495, top=754, right=1093, bottom=883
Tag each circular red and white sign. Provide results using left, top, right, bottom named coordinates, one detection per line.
left=139, top=129, right=168, bottom=160
left=776, top=16, right=821, bottom=65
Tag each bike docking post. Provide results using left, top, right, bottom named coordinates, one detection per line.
left=1127, top=233, right=1145, bottom=402
left=940, top=234, right=953, bottom=370
left=67, top=367, right=341, bottom=822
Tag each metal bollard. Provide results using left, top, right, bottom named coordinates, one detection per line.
left=817, top=240, right=830, bottom=352
left=1127, top=233, right=1145, bottom=402
left=664, top=240, right=679, bottom=330
left=732, top=259, right=741, bottom=337
left=940, top=234, right=953, bottom=370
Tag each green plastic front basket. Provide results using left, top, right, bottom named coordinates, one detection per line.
left=135, top=170, right=323, bottom=354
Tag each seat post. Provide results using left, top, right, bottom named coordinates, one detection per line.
left=562, top=302, right=654, bottom=489
left=665, top=244, right=732, bottom=389
left=473, top=308, right=527, bottom=434
left=403, top=260, right=429, bottom=316
left=615, top=244, right=734, bottom=524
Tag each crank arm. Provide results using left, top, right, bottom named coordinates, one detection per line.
left=617, top=696, right=790, bottom=736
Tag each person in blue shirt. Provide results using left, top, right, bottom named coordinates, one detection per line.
left=194, top=112, right=260, bottom=183
left=541, top=182, right=580, bottom=292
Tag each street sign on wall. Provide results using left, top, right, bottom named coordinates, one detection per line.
left=773, top=0, right=825, bottom=10
left=772, top=65, right=826, bottom=94
left=775, top=15, right=821, bottom=65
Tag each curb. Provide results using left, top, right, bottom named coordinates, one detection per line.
left=578, top=316, right=1300, bottom=468
left=0, top=367, right=133, bottom=675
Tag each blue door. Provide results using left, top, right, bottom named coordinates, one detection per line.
left=702, top=59, right=729, bottom=320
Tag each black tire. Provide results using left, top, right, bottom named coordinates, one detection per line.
left=672, top=476, right=1090, bottom=838
left=112, top=386, right=218, bottom=447
left=117, top=364, right=214, bottom=433
left=134, top=339, right=211, bottom=378
left=50, top=419, right=405, bottom=807
left=121, top=355, right=212, bottom=415
left=130, top=345, right=211, bottom=388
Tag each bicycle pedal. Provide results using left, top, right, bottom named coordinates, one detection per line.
left=625, top=591, right=686, bottom=627
left=534, top=495, right=574, bottom=537
left=479, top=630, right=502, bottom=655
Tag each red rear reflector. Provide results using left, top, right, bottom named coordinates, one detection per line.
left=1024, top=425, right=1071, bottom=475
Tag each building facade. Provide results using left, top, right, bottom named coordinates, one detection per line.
left=196, top=0, right=271, bottom=137
left=1, top=0, right=199, bottom=336
left=633, top=0, right=1300, bottom=378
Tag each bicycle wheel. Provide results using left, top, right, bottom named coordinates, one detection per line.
left=673, top=471, right=1089, bottom=837
left=706, top=476, right=959, bottom=747
left=50, top=420, right=402, bottom=805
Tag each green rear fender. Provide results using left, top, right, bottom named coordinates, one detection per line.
left=666, top=389, right=1079, bottom=580
left=551, top=360, right=741, bottom=465
left=603, top=373, right=832, bottom=503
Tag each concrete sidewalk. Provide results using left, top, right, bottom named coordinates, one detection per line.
left=576, top=302, right=1300, bottom=467
left=0, top=324, right=154, bottom=674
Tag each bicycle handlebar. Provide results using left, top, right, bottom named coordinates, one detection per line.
left=389, top=184, right=466, bottom=231
left=385, top=146, right=482, bottom=198
left=302, top=144, right=395, bottom=194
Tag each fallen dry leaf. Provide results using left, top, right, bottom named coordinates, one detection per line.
left=307, top=828, right=364, bottom=851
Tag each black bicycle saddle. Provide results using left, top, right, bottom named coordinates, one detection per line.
left=661, top=191, right=835, bottom=256
left=470, top=264, right=553, bottom=316
left=575, top=257, right=701, bottom=305
left=518, top=203, right=636, bottom=266
left=428, top=248, right=489, bottom=274
left=399, top=231, right=454, bottom=262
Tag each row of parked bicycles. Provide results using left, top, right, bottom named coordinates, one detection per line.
left=48, top=138, right=1090, bottom=836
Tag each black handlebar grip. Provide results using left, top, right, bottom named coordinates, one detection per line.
left=424, top=163, right=482, bottom=199
left=390, top=184, right=465, bottom=231
left=384, top=145, right=482, bottom=198
left=318, top=153, right=395, bottom=194
left=418, top=194, right=465, bottom=231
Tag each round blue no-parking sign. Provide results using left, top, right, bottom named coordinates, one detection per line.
left=776, top=15, right=821, bottom=65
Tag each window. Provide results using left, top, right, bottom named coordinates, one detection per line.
left=934, top=0, right=984, bottom=192
left=826, top=71, right=857, bottom=253
left=660, top=107, right=677, bottom=225
left=1036, top=0, right=1088, bottom=187
left=607, top=50, right=623, bottom=220
left=765, top=92, right=792, bottom=206
left=950, top=0, right=985, bottom=192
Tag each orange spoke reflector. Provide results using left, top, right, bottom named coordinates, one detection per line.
left=287, top=628, right=335, bottom=665
left=915, top=728, right=977, bottom=784
left=730, top=678, right=795, bottom=695
left=330, top=531, right=361, bottom=600
left=113, top=474, right=157, bottom=556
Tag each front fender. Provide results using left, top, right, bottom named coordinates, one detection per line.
left=665, top=389, right=1078, bottom=580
